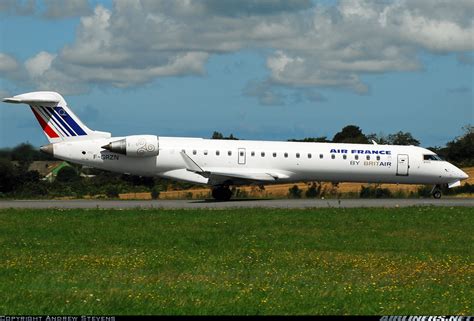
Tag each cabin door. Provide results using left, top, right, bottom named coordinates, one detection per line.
left=396, top=154, right=409, bottom=176
left=238, top=148, right=246, bottom=165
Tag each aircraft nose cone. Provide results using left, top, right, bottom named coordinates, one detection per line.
left=40, top=144, right=54, bottom=156
left=460, top=170, right=469, bottom=180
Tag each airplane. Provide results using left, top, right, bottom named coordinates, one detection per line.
left=2, top=91, right=469, bottom=200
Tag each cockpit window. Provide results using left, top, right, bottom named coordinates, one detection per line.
left=424, top=154, right=442, bottom=161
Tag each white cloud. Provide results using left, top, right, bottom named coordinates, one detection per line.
left=1, top=0, right=473, bottom=101
left=22, top=51, right=85, bottom=94
left=266, top=51, right=369, bottom=93
left=200, top=0, right=312, bottom=17
left=1, top=0, right=91, bottom=19
left=43, top=0, right=91, bottom=19
left=0, top=0, right=35, bottom=15
left=0, top=53, right=19, bottom=72
left=243, top=80, right=286, bottom=106
left=24, top=51, right=55, bottom=77
left=393, top=7, right=474, bottom=52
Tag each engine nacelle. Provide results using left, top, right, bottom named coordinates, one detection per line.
left=102, top=135, right=159, bottom=157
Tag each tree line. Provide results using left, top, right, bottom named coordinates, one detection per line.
left=0, top=124, right=472, bottom=198
left=214, top=124, right=473, bottom=166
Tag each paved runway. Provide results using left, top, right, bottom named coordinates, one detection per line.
left=0, top=198, right=473, bottom=209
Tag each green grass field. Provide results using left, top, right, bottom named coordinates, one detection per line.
left=0, top=207, right=472, bottom=315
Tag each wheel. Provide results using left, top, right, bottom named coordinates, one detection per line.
left=432, top=190, right=442, bottom=199
left=212, top=186, right=232, bottom=201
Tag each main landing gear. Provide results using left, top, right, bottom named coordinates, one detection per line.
left=431, top=184, right=442, bottom=199
left=212, top=185, right=232, bottom=201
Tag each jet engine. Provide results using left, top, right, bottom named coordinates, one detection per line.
left=102, top=135, right=159, bottom=157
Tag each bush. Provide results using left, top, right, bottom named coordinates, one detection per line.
left=0, top=158, right=17, bottom=193
left=105, top=185, right=120, bottom=198
left=17, top=181, right=49, bottom=197
left=457, top=183, right=474, bottom=194
left=360, top=185, right=392, bottom=198
left=375, top=187, right=391, bottom=198
left=417, top=185, right=432, bottom=198
left=288, top=185, right=302, bottom=198
left=305, top=182, right=322, bottom=198
left=393, top=189, right=408, bottom=198
left=22, top=170, right=40, bottom=183
left=151, top=187, right=160, bottom=200
left=234, top=188, right=249, bottom=199
left=56, top=166, right=80, bottom=183
left=445, top=183, right=474, bottom=195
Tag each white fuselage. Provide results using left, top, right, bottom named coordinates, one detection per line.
left=3, top=91, right=467, bottom=191
left=51, top=136, right=468, bottom=187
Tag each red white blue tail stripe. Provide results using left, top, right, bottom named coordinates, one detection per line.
left=30, top=105, right=87, bottom=138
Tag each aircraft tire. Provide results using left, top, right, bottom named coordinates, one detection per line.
left=212, top=186, right=232, bottom=201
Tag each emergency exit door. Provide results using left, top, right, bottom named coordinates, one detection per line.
left=396, top=154, right=409, bottom=176
left=238, top=148, right=246, bottom=165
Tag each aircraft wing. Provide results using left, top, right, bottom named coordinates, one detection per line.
left=180, top=151, right=290, bottom=185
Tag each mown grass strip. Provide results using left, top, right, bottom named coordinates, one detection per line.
left=0, top=207, right=472, bottom=315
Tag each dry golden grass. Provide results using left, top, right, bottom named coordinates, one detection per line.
left=463, top=167, right=474, bottom=184
left=119, top=167, right=473, bottom=200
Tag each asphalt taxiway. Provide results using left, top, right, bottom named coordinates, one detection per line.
left=0, top=198, right=473, bottom=209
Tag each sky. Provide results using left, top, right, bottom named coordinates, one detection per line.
left=0, top=0, right=473, bottom=148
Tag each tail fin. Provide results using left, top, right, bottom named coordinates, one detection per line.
left=3, top=91, right=110, bottom=143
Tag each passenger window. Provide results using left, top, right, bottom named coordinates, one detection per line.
left=366, top=155, right=370, bottom=160
left=331, top=154, right=335, bottom=159
left=261, top=152, right=265, bottom=157
left=273, top=152, right=277, bottom=157
left=355, top=155, right=359, bottom=160
left=284, top=153, right=288, bottom=158
left=296, top=153, right=300, bottom=158
left=343, top=155, right=347, bottom=160
left=228, top=151, right=232, bottom=156
left=216, top=151, right=220, bottom=156
left=319, top=154, right=323, bottom=159
left=251, top=151, right=255, bottom=157
left=240, top=151, right=244, bottom=156
left=308, top=153, right=312, bottom=159
left=376, top=156, right=380, bottom=161
left=193, top=150, right=197, bottom=155
left=204, top=150, right=208, bottom=155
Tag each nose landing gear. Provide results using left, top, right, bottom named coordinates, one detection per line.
left=431, top=184, right=442, bottom=199
left=212, top=185, right=233, bottom=201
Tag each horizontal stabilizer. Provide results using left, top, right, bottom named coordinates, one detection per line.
left=3, top=92, right=61, bottom=106
left=3, top=97, right=59, bottom=104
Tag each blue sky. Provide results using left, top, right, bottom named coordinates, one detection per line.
left=0, top=0, right=472, bottom=148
